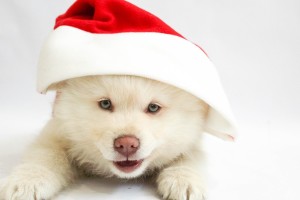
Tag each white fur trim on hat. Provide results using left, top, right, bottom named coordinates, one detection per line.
left=37, top=26, right=237, bottom=140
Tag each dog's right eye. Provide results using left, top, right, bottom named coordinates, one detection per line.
left=147, top=103, right=161, bottom=113
left=98, top=99, right=112, bottom=110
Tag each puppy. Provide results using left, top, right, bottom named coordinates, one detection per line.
left=1, top=75, right=208, bottom=200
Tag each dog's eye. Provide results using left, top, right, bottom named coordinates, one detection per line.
left=147, top=103, right=161, bottom=113
left=98, top=99, right=112, bottom=110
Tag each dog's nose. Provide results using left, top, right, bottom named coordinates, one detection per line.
left=114, top=135, right=140, bottom=157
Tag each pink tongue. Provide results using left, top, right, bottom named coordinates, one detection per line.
left=116, top=160, right=138, bottom=167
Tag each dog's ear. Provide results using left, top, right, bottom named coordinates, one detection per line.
left=204, top=106, right=237, bottom=141
left=52, top=91, right=62, bottom=117
left=47, top=81, right=66, bottom=91
left=49, top=81, right=66, bottom=117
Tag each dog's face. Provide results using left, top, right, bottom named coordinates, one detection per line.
left=54, top=75, right=208, bottom=178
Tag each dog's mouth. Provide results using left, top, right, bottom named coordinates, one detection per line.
left=113, top=159, right=143, bottom=173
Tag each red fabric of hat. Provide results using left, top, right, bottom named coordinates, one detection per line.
left=55, top=0, right=183, bottom=37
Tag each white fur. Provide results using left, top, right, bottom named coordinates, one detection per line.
left=1, top=75, right=208, bottom=200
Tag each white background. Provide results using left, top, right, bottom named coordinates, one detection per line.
left=0, top=0, right=300, bottom=199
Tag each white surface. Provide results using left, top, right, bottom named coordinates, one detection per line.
left=1, top=0, right=300, bottom=199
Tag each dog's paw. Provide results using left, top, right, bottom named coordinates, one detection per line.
left=0, top=164, right=62, bottom=200
left=157, top=167, right=206, bottom=200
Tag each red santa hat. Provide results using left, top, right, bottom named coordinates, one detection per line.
left=37, top=0, right=237, bottom=141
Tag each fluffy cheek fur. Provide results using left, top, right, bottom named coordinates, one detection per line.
left=53, top=76, right=208, bottom=178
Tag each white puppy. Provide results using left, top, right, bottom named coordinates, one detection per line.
left=1, top=75, right=209, bottom=200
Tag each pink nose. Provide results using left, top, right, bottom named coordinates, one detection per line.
left=114, top=135, right=140, bottom=157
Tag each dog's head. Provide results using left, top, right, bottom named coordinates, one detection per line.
left=53, top=75, right=208, bottom=178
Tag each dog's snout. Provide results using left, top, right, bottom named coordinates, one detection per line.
left=114, top=135, right=140, bottom=157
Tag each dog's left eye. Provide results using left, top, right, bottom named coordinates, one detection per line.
left=98, top=99, right=112, bottom=110
left=147, top=103, right=161, bottom=113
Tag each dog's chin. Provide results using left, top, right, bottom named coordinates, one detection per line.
left=110, top=159, right=149, bottom=178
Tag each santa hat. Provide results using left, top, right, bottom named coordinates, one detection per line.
left=37, top=0, right=237, bottom=141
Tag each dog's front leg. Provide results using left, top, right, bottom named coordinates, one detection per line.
left=156, top=152, right=206, bottom=200
left=0, top=121, right=76, bottom=200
